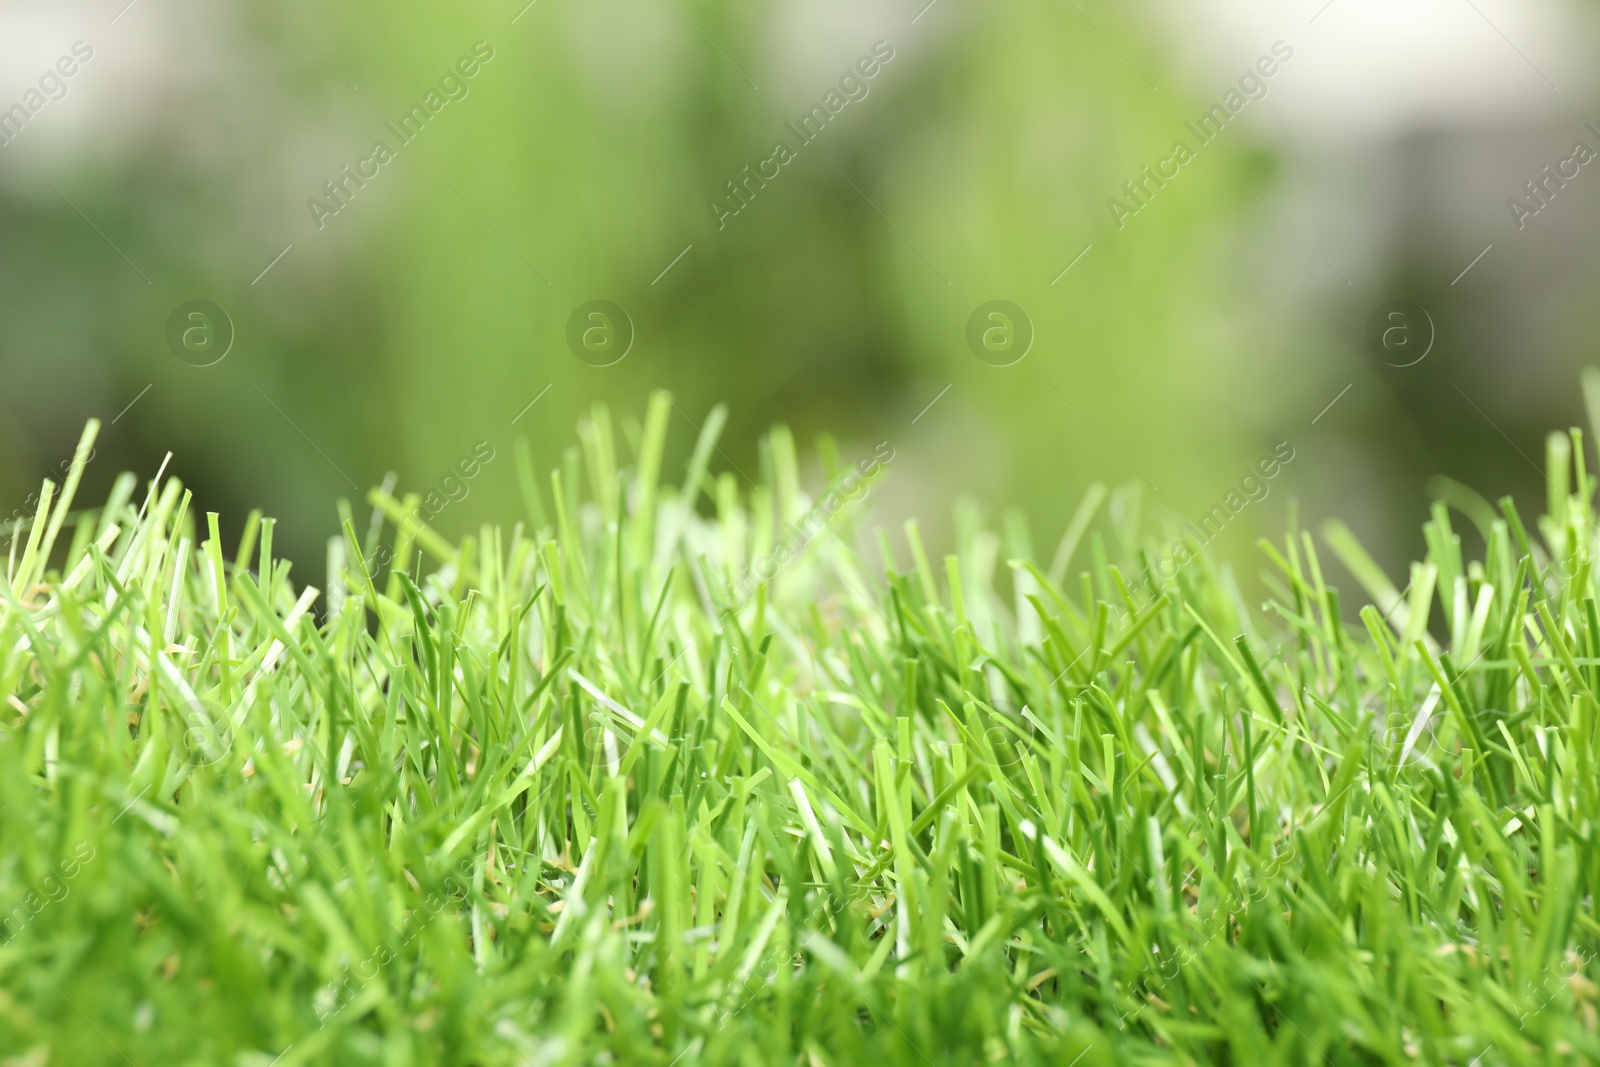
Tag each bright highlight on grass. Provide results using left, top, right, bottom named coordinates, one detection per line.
left=2, top=389, right=1598, bottom=1065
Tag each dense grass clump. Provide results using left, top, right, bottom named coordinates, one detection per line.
left=2, top=392, right=1598, bottom=1066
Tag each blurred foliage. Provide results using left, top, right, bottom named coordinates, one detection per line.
left=0, top=0, right=1433, bottom=582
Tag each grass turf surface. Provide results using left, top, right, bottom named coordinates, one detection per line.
left=2, top=392, right=1598, bottom=1066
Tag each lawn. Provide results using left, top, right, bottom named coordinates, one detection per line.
left=0, top=391, right=1595, bottom=1065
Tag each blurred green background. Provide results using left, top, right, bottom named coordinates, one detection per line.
left=3, top=0, right=1599, bottom=588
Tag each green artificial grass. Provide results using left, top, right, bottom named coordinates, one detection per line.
left=2, top=390, right=1598, bottom=1066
